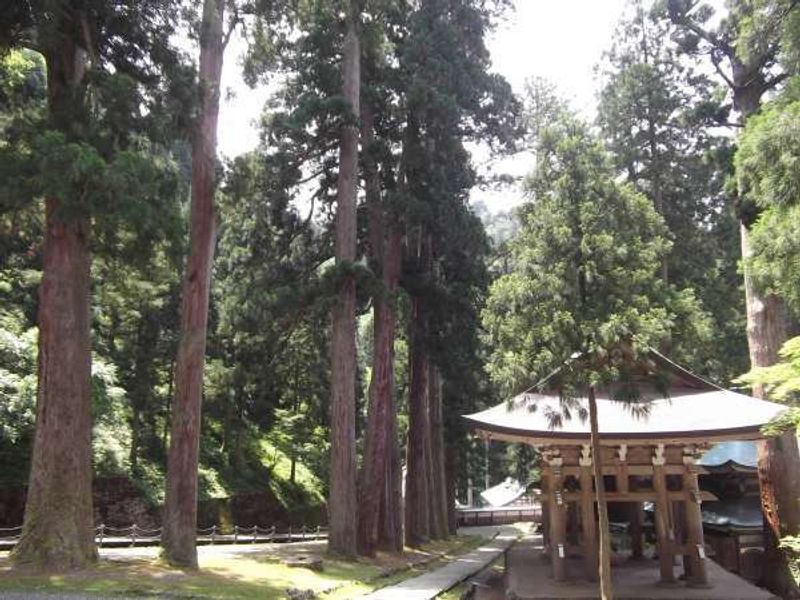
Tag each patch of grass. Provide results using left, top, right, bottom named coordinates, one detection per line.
left=0, top=535, right=485, bottom=600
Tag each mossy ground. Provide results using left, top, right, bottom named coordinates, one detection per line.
left=0, top=535, right=483, bottom=599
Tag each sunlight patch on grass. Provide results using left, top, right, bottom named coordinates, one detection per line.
left=0, top=534, right=485, bottom=599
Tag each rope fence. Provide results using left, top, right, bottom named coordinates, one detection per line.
left=0, top=523, right=327, bottom=549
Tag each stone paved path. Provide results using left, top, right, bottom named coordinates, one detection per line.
left=0, top=526, right=529, bottom=600
left=361, top=524, right=526, bottom=600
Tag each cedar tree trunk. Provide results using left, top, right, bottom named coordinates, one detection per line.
left=12, top=26, right=96, bottom=571
left=404, top=234, right=432, bottom=546
left=737, top=83, right=799, bottom=599
left=741, top=223, right=789, bottom=399
left=428, top=365, right=448, bottom=539
left=445, top=442, right=458, bottom=535
left=11, top=200, right=95, bottom=571
left=757, top=432, right=800, bottom=598
left=162, top=0, right=225, bottom=568
left=589, top=386, right=613, bottom=600
left=357, top=100, right=402, bottom=555
left=328, top=5, right=360, bottom=557
left=377, top=227, right=404, bottom=553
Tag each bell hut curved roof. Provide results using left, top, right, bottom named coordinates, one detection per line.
left=464, top=352, right=786, bottom=446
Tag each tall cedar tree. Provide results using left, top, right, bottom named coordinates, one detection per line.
left=667, top=0, right=792, bottom=389
left=357, top=95, right=404, bottom=554
left=328, top=1, right=361, bottom=557
left=598, top=1, right=745, bottom=383
left=355, top=5, right=408, bottom=551
left=396, top=0, right=517, bottom=546
left=163, top=0, right=227, bottom=568
left=240, top=0, right=511, bottom=550
left=736, top=85, right=800, bottom=598
left=483, top=116, right=699, bottom=598
left=7, top=12, right=95, bottom=571
left=405, top=224, right=433, bottom=545
left=668, top=2, right=800, bottom=594
left=0, top=1, right=185, bottom=571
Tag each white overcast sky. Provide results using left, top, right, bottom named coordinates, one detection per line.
left=216, top=0, right=631, bottom=212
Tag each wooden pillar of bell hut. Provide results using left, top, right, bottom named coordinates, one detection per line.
left=652, top=443, right=676, bottom=584
left=578, top=443, right=598, bottom=580
left=544, top=448, right=567, bottom=581
left=537, top=441, right=719, bottom=585
left=683, top=445, right=710, bottom=587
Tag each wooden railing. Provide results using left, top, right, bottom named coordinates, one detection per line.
left=456, top=505, right=542, bottom=526
left=0, top=524, right=327, bottom=550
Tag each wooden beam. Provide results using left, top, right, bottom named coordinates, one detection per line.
left=561, top=490, right=717, bottom=503
left=561, top=464, right=708, bottom=476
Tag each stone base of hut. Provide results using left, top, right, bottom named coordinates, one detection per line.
left=506, top=534, right=776, bottom=600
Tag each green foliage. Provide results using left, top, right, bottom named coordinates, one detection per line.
left=779, top=535, right=800, bottom=587
left=737, top=336, right=800, bottom=438
left=748, top=202, right=800, bottom=311
left=484, top=115, right=709, bottom=395
left=0, top=306, right=37, bottom=485
left=520, top=77, right=569, bottom=147
left=91, top=358, right=132, bottom=476
left=738, top=95, right=800, bottom=209
left=598, top=1, right=746, bottom=382
left=0, top=49, right=45, bottom=117
left=738, top=91, right=800, bottom=312
left=4, top=0, right=794, bottom=534
left=735, top=0, right=800, bottom=75
left=259, top=438, right=326, bottom=508
left=738, top=336, right=800, bottom=403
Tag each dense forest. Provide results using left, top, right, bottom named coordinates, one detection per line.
left=1, top=0, right=800, bottom=595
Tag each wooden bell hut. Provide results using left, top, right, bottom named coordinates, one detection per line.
left=463, top=352, right=785, bottom=589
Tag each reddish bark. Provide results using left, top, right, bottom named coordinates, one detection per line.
left=11, top=199, right=95, bottom=571
left=378, top=232, right=404, bottom=553
left=736, top=79, right=798, bottom=600
left=667, top=3, right=792, bottom=401
left=162, top=0, right=225, bottom=569
left=757, top=433, right=800, bottom=598
left=328, top=6, right=360, bottom=557
left=405, top=234, right=432, bottom=547
left=12, top=20, right=96, bottom=571
left=662, top=22, right=796, bottom=589
left=357, top=101, right=402, bottom=555
left=358, top=234, right=402, bottom=553
left=741, top=224, right=789, bottom=398
left=427, top=366, right=448, bottom=540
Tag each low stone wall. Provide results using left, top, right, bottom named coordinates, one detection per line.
left=0, top=477, right=326, bottom=530
left=0, top=488, right=24, bottom=528
left=94, top=477, right=160, bottom=528
left=0, top=477, right=159, bottom=529
left=198, top=490, right=326, bottom=529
